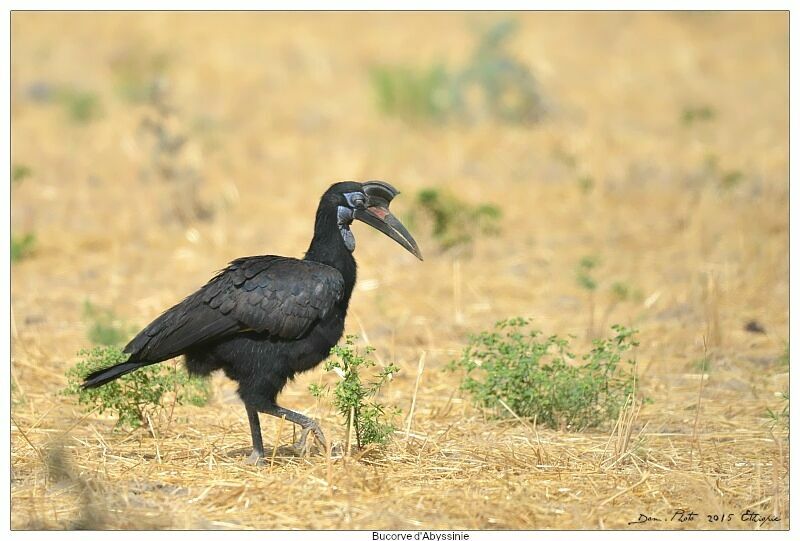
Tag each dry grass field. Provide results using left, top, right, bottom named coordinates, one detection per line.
left=10, top=11, right=788, bottom=530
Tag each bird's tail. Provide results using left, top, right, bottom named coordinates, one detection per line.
left=81, top=359, right=152, bottom=389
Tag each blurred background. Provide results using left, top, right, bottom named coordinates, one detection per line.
left=11, top=11, right=788, bottom=530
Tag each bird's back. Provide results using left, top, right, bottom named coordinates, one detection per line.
left=124, top=255, right=347, bottom=365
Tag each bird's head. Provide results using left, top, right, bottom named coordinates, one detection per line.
left=324, top=180, right=423, bottom=261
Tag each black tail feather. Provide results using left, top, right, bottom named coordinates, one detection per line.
left=81, top=360, right=151, bottom=389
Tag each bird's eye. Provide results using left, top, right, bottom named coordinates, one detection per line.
left=344, top=192, right=367, bottom=209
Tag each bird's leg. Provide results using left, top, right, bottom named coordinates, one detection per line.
left=260, top=404, right=326, bottom=454
left=245, top=405, right=265, bottom=465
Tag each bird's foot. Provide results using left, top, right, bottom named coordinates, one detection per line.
left=311, top=425, right=327, bottom=452
left=245, top=450, right=265, bottom=465
left=290, top=425, right=327, bottom=456
left=290, top=427, right=312, bottom=456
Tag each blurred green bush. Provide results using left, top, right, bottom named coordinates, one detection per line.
left=407, top=188, right=501, bottom=252
left=369, top=20, right=546, bottom=125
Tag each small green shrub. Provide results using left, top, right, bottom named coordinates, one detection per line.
left=688, top=356, right=712, bottom=374
left=12, top=164, right=32, bottom=184
left=310, top=336, right=400, bottom=448
left=681, top=105, right=715, bottom=126
left=697, top=153, right=748, bottom=192
left=58, top=87, right=103, bottom=123
left=63, top=346, right=210, bottom=431
left=576, top=258, right=642, bottom=339
left=410, top=188, right=501, bottom=251
left=452, top=19, right=546, bottom=125
left=610, top=281, right=631, bottom=301
left=369, top=64, right=450, bottom=121
left=369, top=19, right=545, bottom=125
left=83, top=301, right=136, bottom=346
left=576, top=256, right=599, bottom=292
left=765, top=391, right=789, bottom=433
left=577, top=175, right=594, bottom=194
left=720, top=170, right=744, bottom=190
left=11, top=233, right=36, bottom=263
left=449, top=318, right=639, bottom=431
left=576, top=256, right=599, bottom=338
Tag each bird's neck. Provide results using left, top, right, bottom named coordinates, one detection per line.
left=304, top=203, right=357, bottom=293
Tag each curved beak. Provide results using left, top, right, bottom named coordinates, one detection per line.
left=354, top=205, right=423, bottom=261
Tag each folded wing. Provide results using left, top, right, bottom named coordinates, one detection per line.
left=124, top=256, right=345, bottom=363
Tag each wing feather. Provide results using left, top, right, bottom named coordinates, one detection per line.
left=124, top=256, right=345, bottom=363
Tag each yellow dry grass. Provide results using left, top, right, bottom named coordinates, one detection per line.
left=10, top=11, right=788, bottom=530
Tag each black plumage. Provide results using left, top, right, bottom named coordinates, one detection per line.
left=82, top=181, right=422, bottom=462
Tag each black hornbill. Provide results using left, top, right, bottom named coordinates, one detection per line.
left=82, top=181, right=422, bottom=463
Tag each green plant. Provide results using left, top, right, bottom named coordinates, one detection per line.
left=598, top=280, right=642, bottom=333
left=697, top=153, right=748, bottom=192
left=63, top=346, right=210, bottom=431
left=12, top=164, right=32, bottom=184
left=11, top=233, right=36, bottom=263
left=576, top=259, right=641, bottom=340
left=411, top=188, right=501, bottom=251
left=576, top=256, right=599, bottom=292
left=369, top=64, right=450, bottom=121
left=688, top=356, right=712, bottom=374
left=58, top=87, right=103, bottom=123
left=720, top=170, right=744, bottom=190
left=83, top=301, right=136, bottom=346
left=577, top=175, right=594, bottom=194
left=452, top=19, right=546, bottom=124
left=681, top=105, right=715, bottom=126
left=765, top=391, right=789, bottom=432
left=576, top=255, right=599, bottom=338
left=610, top=281, right=631, bottom=301
left=310, top=336, right=400, bottom=449
left=449, top=318, right=639, bottom=431
left=368, top=19, right=545, bottom=125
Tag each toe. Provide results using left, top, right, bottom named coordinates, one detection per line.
left=245, top=451, right=264, bottom=465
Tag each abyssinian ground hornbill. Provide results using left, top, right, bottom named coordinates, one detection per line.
left=82, top=181, right=422, bottom=463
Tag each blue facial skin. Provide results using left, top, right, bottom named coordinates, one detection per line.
left=337, top=192, right=365, bottom=252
